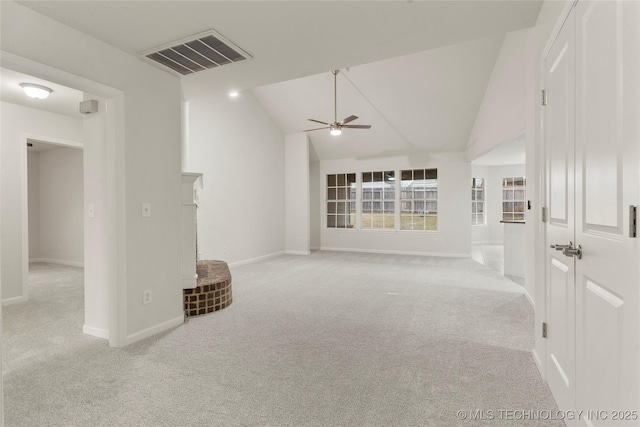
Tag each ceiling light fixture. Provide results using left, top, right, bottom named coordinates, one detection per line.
left=20, top=83, right=53, bottom=100
left=229, top=90, right=239, bottom=98
left=329, top=125, right=342, bottom=136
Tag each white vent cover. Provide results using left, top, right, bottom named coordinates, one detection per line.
left=140, top=29, right=252, bottom=76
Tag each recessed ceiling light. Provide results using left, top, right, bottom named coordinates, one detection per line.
left=20, top=83, right=52, bottom=99
left=228, top=90, right=239, bottom=98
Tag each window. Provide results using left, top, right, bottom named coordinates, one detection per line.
left=326, top=173, right=356, bottom=228
left=502, top=177, right=526, bottom=222
left=400, top=168, right=438, bottom=230
left=361, top=171, right=395, bottom=229
left=471, top=178, right=485, bottom=225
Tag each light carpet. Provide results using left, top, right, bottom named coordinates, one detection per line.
left=3, top=253, right=561, bottom=426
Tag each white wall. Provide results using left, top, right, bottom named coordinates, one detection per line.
left=2, top=1, right=183, bottom=345
left=0, top=101, right=82, bottom=303
left=27, top=150, right=41, bottom=260
left=319, top=153, right=471, bottom=257
left=471, top=164, right=526, bottom=244
left=285, top=133, right=310, bottom=255
left=309, top=160, right=321, bottom=250
left=38, top=146, right=84, bottom=265
left=188, top=92, right=285, bottom=265
left=466, top=28, right=531, bottom=161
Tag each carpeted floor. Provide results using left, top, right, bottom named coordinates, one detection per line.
left=3, top=253, right=561, bottom=426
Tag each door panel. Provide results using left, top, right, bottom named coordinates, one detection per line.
left=575, top=0, right=640, bottom=419
left=545, top=11, right=576, bottom=416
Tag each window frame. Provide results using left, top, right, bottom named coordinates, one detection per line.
left=325, top=173, right=356, bottom=229
left=502, top=176, right=526, bottom=222
left=399, top=168, right=438, bottom=231
left=471, top=177, right=485, bottom=226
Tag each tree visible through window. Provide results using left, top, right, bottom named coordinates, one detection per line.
left=326, top=173, right=356, bottom=228
left=472, top=178, right=485, bottom=225
left=400, top=169, right=438, bottom=230
left=502, top=177, right=526, bottom=222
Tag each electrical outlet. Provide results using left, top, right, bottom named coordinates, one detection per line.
left=143, top=289, right=152, bottom=305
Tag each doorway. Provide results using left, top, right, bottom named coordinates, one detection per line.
left=1, top=54, right=126, bottom=347
left=542, top=0, right=639, bottom=419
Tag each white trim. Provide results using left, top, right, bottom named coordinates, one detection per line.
left=320, top=247, right=470, bottom=258
left=182, top=276, right=198, bottom=289
left=523, top=287, right=535, bottom=308
left=471, top=240, right=504, bottom=245
left=2, top=296, right=28, bottom=306
left=285, top=250, right=311, bottom=256
left=29, top=258, right=84, bottom=268
left=228, top=251, right=285, bottom=268
left=83, top=325, right=109, bottom=340
left=124, top=315, right=184, bottom=346
left=532, top=349, right=542, bottom=372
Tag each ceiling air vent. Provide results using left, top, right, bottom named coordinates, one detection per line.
left=140, top=29, right=252, bottom=76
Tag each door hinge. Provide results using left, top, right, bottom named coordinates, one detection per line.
left=542, top=322, right=548, bottom=338
left=542, top=207, right=547, bottom=223
left=630, top=205, right=638, bottom=238
left=541, top=89, right=548, bottom=106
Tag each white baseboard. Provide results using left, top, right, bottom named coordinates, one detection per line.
left=285, top=250, right=311, bottom=256
left=532, top=349, right=542, bottom=374
left=472, top=241, right=504, bottom=245
left=320, top=247, right=470, bottom=258
left=2, top=295, right=27, bottom=306
left=523, top=287, right=535, bottom=307
left=182, top=276, right=197, bottom=289
left=228, top=251, right=285, bottom=268
left=124, top=315, right=184, bottom=346
left=83, top=325, right=109, bottom=340
left=30, top=258, right=84, bottom=268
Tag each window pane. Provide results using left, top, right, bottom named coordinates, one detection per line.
left=373, top=171, right=383, bottom=182
left=514, top=202, right=525, bottom=213
left=362, top=172, right=372, bottom=183
left=503, top=202, right=514, bottom=213
left=327, top=172, right=356, bottom=228
left=400, top=169, right=437, bottom=230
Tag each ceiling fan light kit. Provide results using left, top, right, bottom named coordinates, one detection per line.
left=304, top=69, right=371, bottom=136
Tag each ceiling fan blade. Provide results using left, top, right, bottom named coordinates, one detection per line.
left=341, top=124, right=372, bottom=129
left=339, top=115, right=358, bottom=125
left=303, top=126, right=330, bottom=132
left=308, top=119, right=330, bottom=125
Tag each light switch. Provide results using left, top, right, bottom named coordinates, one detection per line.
left=88, top=203, right=95, bottom=218
left=142, top=203, right=151, bottom=218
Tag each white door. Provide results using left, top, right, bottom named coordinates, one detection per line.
left=574, top=0, right=640, bottom=420
left=544, top=10, right=576, bottom=417
left=545, top=0, right=640, bottom=423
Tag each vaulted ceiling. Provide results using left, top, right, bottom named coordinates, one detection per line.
left=15, top=1, right=543, bottom=160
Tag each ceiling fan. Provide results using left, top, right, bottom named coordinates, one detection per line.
left=304, top=69, right=372, bottom=136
